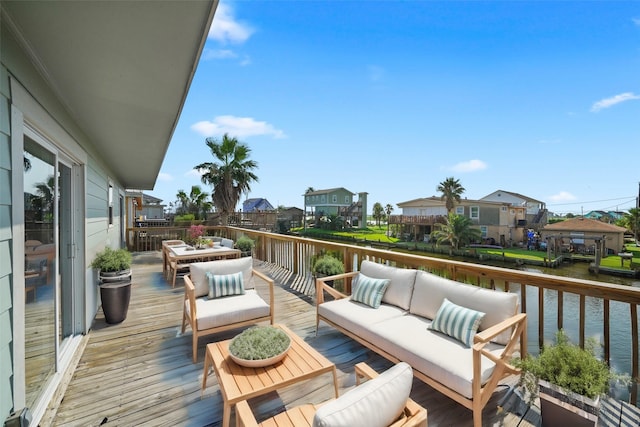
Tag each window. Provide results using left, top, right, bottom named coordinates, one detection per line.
left=321, top=195, right=326, bottom=203
left=108, top=182, right=114, bottom=226
left=332, top=195, right=337, bottom=203
left=345, top=195, right=350, bottom=203
left=480, top=226, right=488, bottom=237
left=501, top=206, right=507, bottom=212
left=455, top=206, right=464, bottom=215
left=470, top=206, right=479, bottom=219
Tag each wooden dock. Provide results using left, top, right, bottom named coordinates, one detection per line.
left=43, top=252, right=541, bottom=427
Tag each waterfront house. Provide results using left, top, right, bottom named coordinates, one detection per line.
left=0, top=2, right=216, bottom=424
left=480, top=189, right=548, bottom=230
left=392, top=196, right=527, bottom=246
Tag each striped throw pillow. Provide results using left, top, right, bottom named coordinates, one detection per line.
left=429, top=298, right=485, bottom=347
left=351, top=273, right=390, bottom=308
left=206, top=271, right=245, bottom=299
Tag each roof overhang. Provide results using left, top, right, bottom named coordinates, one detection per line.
left=2, top=0, right=217, bottom=189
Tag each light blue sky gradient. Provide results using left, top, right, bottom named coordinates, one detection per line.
left=155, top=1, right=640, bottom=215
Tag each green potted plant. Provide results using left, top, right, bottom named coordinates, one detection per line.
left=311, top=253, right=345, bottom=288
left=91, top=247, right=133, bottom=324
left=235, top=235, right=255, bottom=257
left=515, top=329, right=615, bottom=427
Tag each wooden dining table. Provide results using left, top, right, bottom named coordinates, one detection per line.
left=168, top=244, right=241, bottom=263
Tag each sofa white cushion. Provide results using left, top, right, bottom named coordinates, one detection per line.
left=359, top=260, right=417, bottom=310
left=409, top=270, right=518, bottom=345
left=190, top=257, right=253, bottom=297
left=221, top=238, right=234, bottom=248
left=185, top=289, right=269, bottom=331
left=373, top=314, right=505, bottom=399
left=429, top=298, right=485, bottom=347
left=351, top=273, right=390, bottom=308
left=318, top=298, right=406, bottom=346
left=312, top=362, right=413, bottom=427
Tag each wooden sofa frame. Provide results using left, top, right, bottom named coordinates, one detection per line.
left=235, top=361, right=427, bottom=427
left=315, top=272, right=527, bottom=427
left=182, top=269, right=274, bottom=362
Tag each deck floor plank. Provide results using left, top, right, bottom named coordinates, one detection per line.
left=46, top=253, right=539, bottom=427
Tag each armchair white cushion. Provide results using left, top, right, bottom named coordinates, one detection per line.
left=313, top=362, right=413, bottom=427
left=181, top=257, right=274, bottom=362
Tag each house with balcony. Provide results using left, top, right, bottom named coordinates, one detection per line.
left=480, top=190, right=547, bottom=230
left=391, top=196, right=527, bottom=246
left=0, top=2, right=216, bottom=424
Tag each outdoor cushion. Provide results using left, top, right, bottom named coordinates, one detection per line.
left=312, top=362, right=413, bottom=427
left=372, top=314, right=505, bottom=399
left=221, top=238, right=234, bottom=248
left=185, top=289, right=269, bottom=331
left=190, top=257, right=253, bottom=297
left=359, top=260, right=417, bottom=310
left=317, top=298, right=406, bottom=346
left=351, top=273, right=390, bottom=308
left=429, top=298, right=485, bottom=347
left=409, top=270, right=518, bottom=345
left=206, top=271, right=245, bottom=299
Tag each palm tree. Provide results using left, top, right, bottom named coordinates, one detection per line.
left=372, top=202, right=384, bottom=227
left=384, top=203, right=394, bottom=237
left=431, top=212, right=482, bottom=255
left=176, top=190, right=189, bottom=215
left=437, top=177, right=465, bottom=213
left=195, top=134, right=258, bottom=225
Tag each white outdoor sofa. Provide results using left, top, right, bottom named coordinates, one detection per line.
left=182, top=257, right=274, bottom=362
left=316, top=260, right=527, bottom=427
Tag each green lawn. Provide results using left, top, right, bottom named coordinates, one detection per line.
left=294, top=228, right=638, bottom=272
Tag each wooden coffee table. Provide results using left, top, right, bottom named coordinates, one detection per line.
left=202, top=324, right=338, bottom=427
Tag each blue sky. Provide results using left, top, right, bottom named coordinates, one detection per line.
left=154, top=1, right=640, bottom=216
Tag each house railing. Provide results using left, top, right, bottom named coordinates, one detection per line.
left=388, top=214, right=447, bottom=225
left=128, top=224, right=640, bottom=401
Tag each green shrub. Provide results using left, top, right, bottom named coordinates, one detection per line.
left=516, top=330, right=611, bottom=400
left=311, top=254, right=345, bottom=277
left=229, top=326, right=290, bottom=360
left=91, top=247, right=132, bottom=272
left=235, top=235, right=255, bottom=253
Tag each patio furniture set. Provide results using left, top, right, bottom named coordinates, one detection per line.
left=178, top=252, right=527, bottom=427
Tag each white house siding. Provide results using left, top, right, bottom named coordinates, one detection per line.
left=2, top=23, right=127, bottom=423
left=0, top=62, right=14, bottom=422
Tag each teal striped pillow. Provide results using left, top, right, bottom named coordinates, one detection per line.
left=351, top=273, right=390, bottom=308
left=206, top=271, right=245, bottom=299
left=429, top=298, right=485, bottom=347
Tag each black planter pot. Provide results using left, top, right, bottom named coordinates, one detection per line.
left=99, top=269, right=131, bottom=324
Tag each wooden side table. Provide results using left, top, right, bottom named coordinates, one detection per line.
left=202, top=324, right=338, bottom=427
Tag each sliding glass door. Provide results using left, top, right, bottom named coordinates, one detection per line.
left=23, top=134, right=80, bottom=409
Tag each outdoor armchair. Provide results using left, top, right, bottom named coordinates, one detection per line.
left=181, top=257, right=274, bottom=362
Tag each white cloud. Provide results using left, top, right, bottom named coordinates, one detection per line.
left=191, top=115, right=286, bottom=139
left=548, top=191, right=577, bottom=202
left=185, top=169, right=204, bottom=178
left=633, top=17, right=640, bottom=26
left=157, top=172, right=173, bottom=182
left=590, top=92, right=640, bottom=112
left=449, top=159, right=487, bottom=173
left=202, top=48, right=238, bottom=60
left=208, top=3, right=254, bottom=44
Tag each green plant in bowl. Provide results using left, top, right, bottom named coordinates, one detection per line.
left=229, top=326, right=291, bottom=367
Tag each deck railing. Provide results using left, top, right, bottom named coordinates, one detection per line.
left=225, top=227, right=640, bottom=396
left=129, top=224, right=640, bottom=401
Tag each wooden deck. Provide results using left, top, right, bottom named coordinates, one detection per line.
left=44, top=252, right=541, bottom=427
